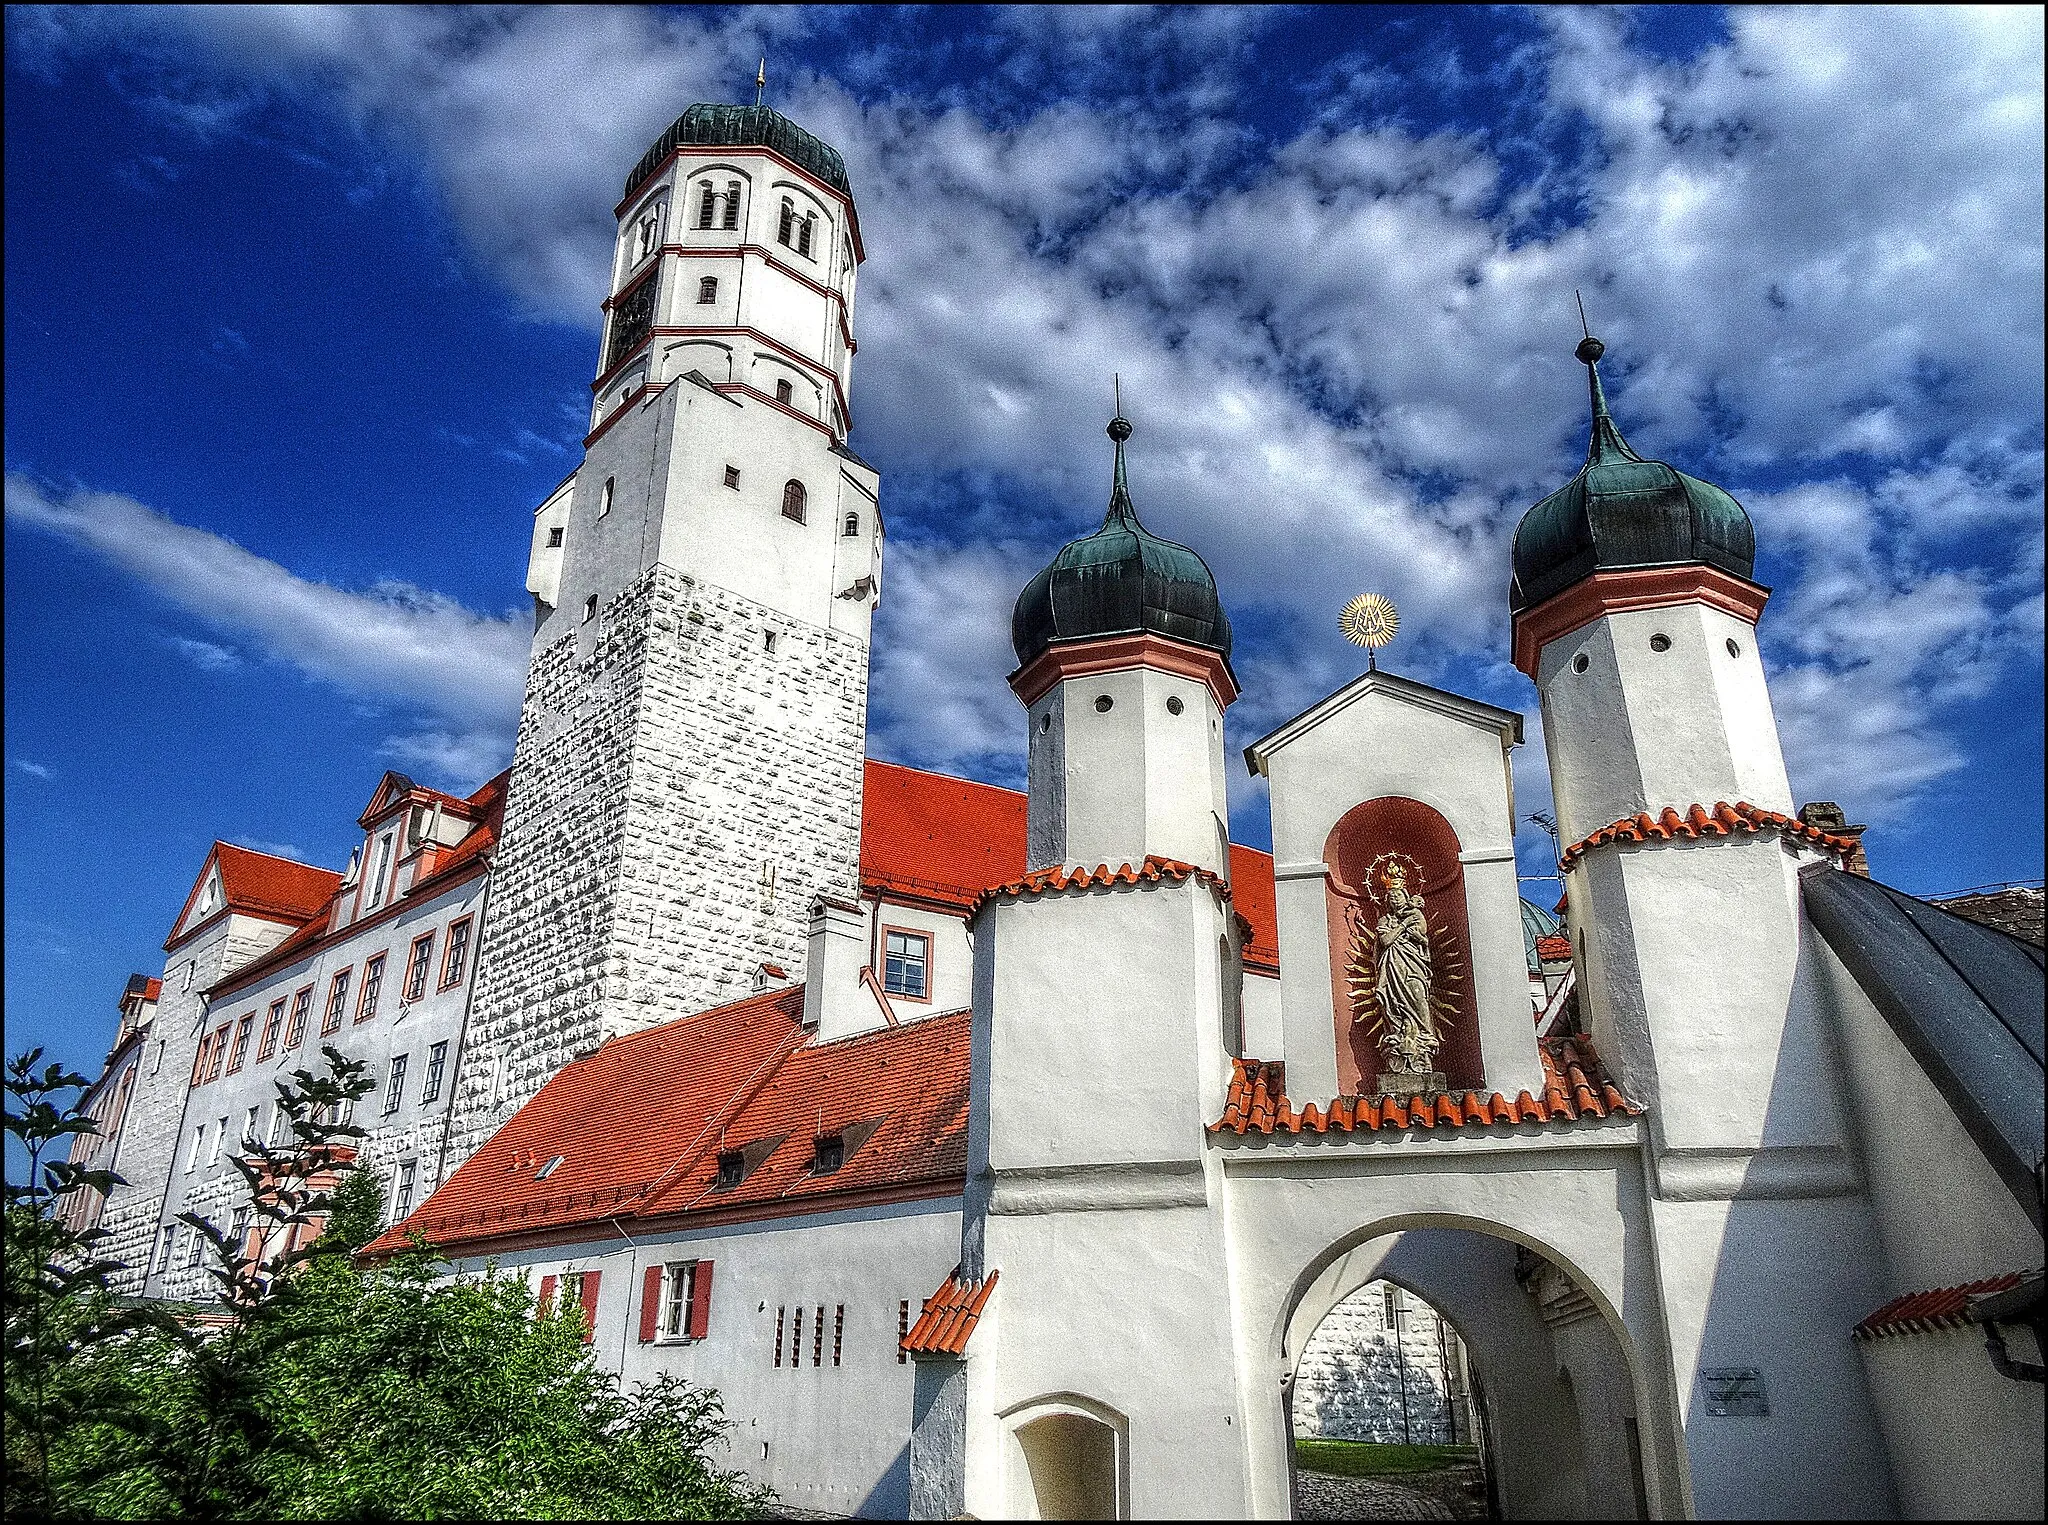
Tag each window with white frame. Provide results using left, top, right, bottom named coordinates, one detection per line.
left=662, top=1261, right=697, bottom=1338
left=230, top=1206, right=252, bottom=1253
left=422, top=1040, right=449, bottom=1104
left=185, top=1227, right=206, bottom=1268
left=185, top=1123, right=206, bottom=1173
left=268, top=1104, right=288, bottom=1148
left=394, top=1159, right=419, bottom=1219
left=243, top=1105, right=260, bottom=1147
left=384, top=1054, right=408, bottom=1115
left=440, top=918, right=473, bottom=988
left=883, top=929, right=929, bottom=998
left=156, top=1224, right=177, bottom=1275
left=357, top=953, right=385, bottom=1023
left=284, top=986, right=313, bottom=1049
left=258, top=997, right=286, bottom=1060
left=322, top=968, right=351, bottom=1036
left=403, top=933, right=435, bottom=1003
left=368, top=832, right=395, bottom=908
left=209, top=1117, right=227, bottom=1167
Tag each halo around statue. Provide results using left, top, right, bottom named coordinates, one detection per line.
left=1339, top=593, right=1400, bottom=666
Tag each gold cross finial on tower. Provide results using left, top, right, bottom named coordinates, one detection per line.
left=755, top=58, right=766, bottom=107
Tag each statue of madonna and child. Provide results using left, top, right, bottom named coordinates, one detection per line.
left=1347, top=860, right=1449, bottom=1097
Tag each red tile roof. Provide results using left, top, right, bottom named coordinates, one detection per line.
left=373, top=990, right=972, bottom=1256
left=861, top=760, right=1280, bottom=968
left=1852, top=1272, right=2027, bottom=1340
left=215, top=843, right=341, bottom=923
left=970, top=854, right=1231, bottom=915
left=1211, top=1035, right=1640, bottom=1137
left=1535, top=933, right=1573, bottom=963
left=408, top=770, right=508, bottom=898
left=142, top=977, right=163, bottom=1002
left=1559, top=801, right=1862, bottom=872
left=902, top=1268, right=998, bottom=1357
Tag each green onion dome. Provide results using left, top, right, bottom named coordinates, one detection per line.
left=625, top=104, right=851, bottom=204
left=1011, top=413, right=1233, bottom=668
left=1510, top=336, right=1756, bottom=613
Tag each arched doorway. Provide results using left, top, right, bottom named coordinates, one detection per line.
left=1001, top=1394, right=1128, bottom=1520
left=1283, top=1224, right=1651, bottom=1520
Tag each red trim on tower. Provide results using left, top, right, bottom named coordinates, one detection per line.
left=1008, top=632, right=1239, bottom=709
left=1511, top=565, right=1771, bottom=678
left=615, top=145, right=865, bottom=261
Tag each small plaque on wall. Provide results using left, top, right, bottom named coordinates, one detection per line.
left=1698, top=1368, right=1769, bottom=1416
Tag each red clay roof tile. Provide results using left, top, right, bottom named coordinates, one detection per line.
left=901, top=1268, right=998, bottom=1357
left=1559, top=800, right=1861, bottom=872
left=1209, top=1035, right=1641, bottom=1139
left=1852, top=1272, right=2027, bottom=1340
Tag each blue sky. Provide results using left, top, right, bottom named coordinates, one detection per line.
left=6, top=5, right=2042, bottom=1081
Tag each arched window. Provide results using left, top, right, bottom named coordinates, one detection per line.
left=721, top=181, right=740, bottom=230
left=698, top=276, right=718, bottom=305
left=781, top=481, right=806, bottom=523
left=635, top=212, right=659, bottom=260
left=777, top=198, right=795, bottom=247
left=775, top=379, right=793, bottom=406
left=697, top=182, right=716, bottom=229
left=842, top=512, right=859, bottom=538
left=797, top=212, right=815, bottom=258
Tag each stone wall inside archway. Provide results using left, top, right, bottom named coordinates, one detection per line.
left=1292, top=1279, right=1478, bottom=1445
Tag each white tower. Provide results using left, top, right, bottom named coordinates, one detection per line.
left=1511, top=335, right=1894, bottom=1517
left=449, top=104, right=882, bottom=1158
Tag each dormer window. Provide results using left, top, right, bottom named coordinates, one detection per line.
left=715, top=1150, right=744, bottom=1188
left=698, top=276, right=718, bottom=305
left=812, top=1134, right=843, bottom=1175
left=367, top=833, right=395, bottom=909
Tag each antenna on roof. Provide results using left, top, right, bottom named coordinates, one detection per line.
left=755, top=57, right=766, bottom=107
left=1574, top=289, right=1591, bottom=341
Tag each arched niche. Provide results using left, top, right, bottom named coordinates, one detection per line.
left=1322, top=795, right=1483, bottom=1095
left=1000, top=1392, right=1128, bottom=1520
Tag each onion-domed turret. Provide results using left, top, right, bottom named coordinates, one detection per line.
left=1011, top=411, right=1232, bottom=669
left=624, top=103, right=851, bottom=205
left=1510, top=336, right=1755, bottom=613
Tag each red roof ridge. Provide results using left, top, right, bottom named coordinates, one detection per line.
left=902, top=1267, right=998, bottom=1357
left=1559, top=800, right=1861, bottom=872
left=971, top=855, right=1232, bottom=917
left=1209, top=1033, right=1643, bottom=1138
left=869, top=757, right=1024, bottom=796
left=1852, top=1271, right=2028, bottom=1340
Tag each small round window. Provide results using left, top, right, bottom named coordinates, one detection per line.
left=1166, top=695, right=1184, bottom=716
left=1571, top=652, right=1590, bottom=674
left=1725, top=638, right=1741, bottom=658
left=1039, top=712, right=1051, bottom=733
left=1649, top=633, right=1672, bottom=653
left=1094, top=694, right=1113, bottom=713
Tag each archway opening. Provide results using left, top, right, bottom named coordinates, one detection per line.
left=1285, top=1227, right=1648, bottom=1521
left=1015, top=1412, right=1117, bottom=1520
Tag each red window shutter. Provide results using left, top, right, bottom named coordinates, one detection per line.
left=639, top=1265, right=664, bottom=1343
left=688, top=1259, right=714, bottom=1339
left=580, top=1269, right=601, bottom=1342
left=538, top=1274, right=556, bottom=1316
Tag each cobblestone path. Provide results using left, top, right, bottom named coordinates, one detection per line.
left=1295, top=1470, right=1455, bottom=1520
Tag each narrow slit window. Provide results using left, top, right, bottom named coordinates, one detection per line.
left=598, top=477, right=614, bottom=517
left=777, top=197, right=794, bottom=246
left=898, top=1300, right=910, bottom=1363
left=813, top=1304, right=825, bottom=1365
left=583, top=595, right=598, bottom=624
left=774, top=1305, right=786, bottom=1367
left=790, top=1307, right=803, bottom=1372
left=797, top=212, right=815, bottom=259
left=698, top=182, right=716, bottom=228
left=781, top=480, right=806, bottom=523
left=698, top=276, right=718, bottom=304
left=721, top=181, right=740, bottom=230
left=833, top=1305, right=844, bottom=1366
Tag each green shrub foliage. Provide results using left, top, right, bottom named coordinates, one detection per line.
left=5, top=1048, right=766, bottom=1520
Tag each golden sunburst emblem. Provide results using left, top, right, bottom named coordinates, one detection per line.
left=1339, top=592, right=1400, bottom=657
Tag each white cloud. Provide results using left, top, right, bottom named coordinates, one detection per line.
left=6, top=475, right=527, bottom=786
left=12, top=5, right=2044, bottom=824
left=169, top=635, right=240, bottom=672
left=12, top=758, right=54, bottom=780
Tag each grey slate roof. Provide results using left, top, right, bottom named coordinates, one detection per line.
left=1802, top=865, right=2045, bottom=1230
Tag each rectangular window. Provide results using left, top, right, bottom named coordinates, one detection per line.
left=813, top=1304, right=825, bottom=1366
left=368, top=833, right=395, bottom=909
left=790, top=1307, right=802, bottom=1373
left=230, top=1206, right=252, bottom=1255
left=322, top=968, right=352, bottom=1036
left=283, top=986, right=314, bottom=1050
left=899, top=1299, right=910, bottom=1364
left=208, top=1118, right=226, bottom=1167
left=723, top=465, right=740, bottom=489
left=403, top=934, right=435, bottom=1003
left=394, top=1159, right=418, bottom=1219
left=243, top=1105, right=260, bottom=1148
left=357, top=954, right=385, bottom=1023
left=157, top=1224, right=177, bottom=1275
left=599, top=476, right=614, bottom=518
left=268, top=1104, right=288, bottom=1147
left=422, top=1040, right=448, bottom=1104
left=204, top=1024, right=230, bottom=1083
left=721, top=181, right=739, bottom=230
left=440, top=917, right=473, bottom=989
left=189, top=1032, right=212, bottom=1088
left=384, top=1054, right=408, bottom=1116
left=663, top=1262, right=695, bottom=1338
left=186, top=1227, right=206, bottom=1268
left=226, top=1013, right=254, bottom=1074
left=882, top=930, right=930, bottom=999
left=774, top=1305, right=786, bottom=1367
left=547, top=525, right=564, bottom=547
left=185, top=1124, right=206, bottom=1173
left=833, top=1304, right=844, bottom=1367
left=257, top=997, right=286, bottom=1060
left=812, top=1134, right=844, bottom=1175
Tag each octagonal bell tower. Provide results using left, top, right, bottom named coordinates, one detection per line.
left=450, top=104, right=883, bottom=1160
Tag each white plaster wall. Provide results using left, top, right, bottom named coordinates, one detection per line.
left=1858, top=1326, right=2044, bottom=1520
left=1257, top=680, right=1537, bottom=1103
left=451, top=1197, right=961, bottom=1519
left=1026, top=665, right=1229, bottom=878
left=1810, top=929, right=2041, bottom=1293
left=866, top=898, right=974, bottom=1018
left=1535, top=601, right=1791, bottom=845
left=149, top=874, right=487, bottom=1301
left=1240, top=969, right=1283, bottom=1061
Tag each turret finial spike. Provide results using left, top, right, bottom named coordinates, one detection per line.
left=1106, top=377, right=1134, bottom=523
left=755, top=58, right=766, bottom=107
left=1572, top=314, right=1637, bottom=466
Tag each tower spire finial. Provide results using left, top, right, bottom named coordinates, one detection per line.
left=1570, top=296, right=1636, bottom=466
left=1106, top=375, right=1134, bottom=523
left=755, top=57, right=766, bottom=107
